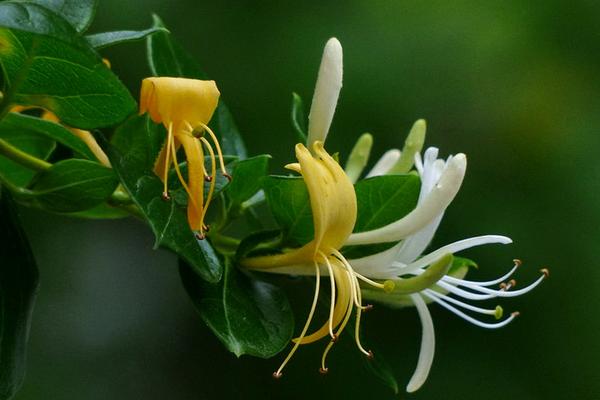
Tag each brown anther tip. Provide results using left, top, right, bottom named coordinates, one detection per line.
left=223, top=173, right=232, bottom=182
left=367, top=350, right=374, bottom=360
left=364, top=304, right=374, bottom=312
left=499, top=282, right=507, bottom=290
left=508, top=279, right=517, bottom=288
left=161, top=192, right=171, bottom=201
left=195, top=233, right=205, bottom=240
left=511, top=311, right=521, bottom=318
left=272, top=372, right=282, bottom=379
left=540, top=268, right=550, bottom=278
left=204, top=225, right=210, bottom=233
left=204, top=175, right=213, bottom=182
left=513, top=259, right=522, bottom=267
left=319, top=367, right=329, bottom=375
left=330, top=334, right=338, bottom=343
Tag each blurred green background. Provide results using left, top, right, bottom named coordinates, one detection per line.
left=13, top=0, right=600, bottom=398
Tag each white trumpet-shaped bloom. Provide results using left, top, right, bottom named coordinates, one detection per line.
left=307, top=37, right=343, bottom=148
left=352, top=147, right=548, bottom=392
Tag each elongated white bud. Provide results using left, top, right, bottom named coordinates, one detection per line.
left=307, top=37, right=343, bottom=148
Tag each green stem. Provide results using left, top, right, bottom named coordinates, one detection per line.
left=0, top=138, right=52, bottom=171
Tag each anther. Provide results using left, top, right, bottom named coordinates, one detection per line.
left=364, top=304, right=374, bottom=312
left=161, top=191, right=171, bottom=201
left=494, top=305, right=504, bottom=320
left=204, top=224, right=210, bottom=233
left=191, top=129, right=204, bottom=138
left=511, top=311, right=520, bottom=318
left=499, top=282, right=507, bottom=290
left=319, top=367, right=329, bottom=375
left=367, top=350, right=374, bottom=360
left=195, top=232, right=205, bottom=240
left=223, top=172, right=232, bottom=182
left=272, top=371, right=282, bottom=379
left=508, top=279, right=517, bottom=288
left=513, top=259, right=522, bottom=267
left=204, top=175, right=213, bottom=182
left=540, top=268, right=550, bottom=278
left=330, top=334, right=338, bottom=343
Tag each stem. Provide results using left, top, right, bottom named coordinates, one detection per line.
left=0, top=138, right=52, bottom=171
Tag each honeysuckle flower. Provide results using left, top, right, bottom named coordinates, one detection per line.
left=306, top=37, right=343, bottom=148
left=139, top=77, right=230, bottom=237
left=10, top=106, right=111, bottom=167
left=348, top=147, right=548, bottom=392
left=241, top=141, right=394, bottom=377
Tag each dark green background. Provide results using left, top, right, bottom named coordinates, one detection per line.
left=14, top=0, right=600, bottom=398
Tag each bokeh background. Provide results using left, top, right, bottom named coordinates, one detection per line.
left=13, top=0, right=600, bottom=399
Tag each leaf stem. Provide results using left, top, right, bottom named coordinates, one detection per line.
left=0, top=138, right=52, bottom=171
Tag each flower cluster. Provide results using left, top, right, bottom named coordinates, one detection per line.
left=241, top=37, right=548, bottom=392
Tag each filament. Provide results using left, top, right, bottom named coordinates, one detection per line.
left=162, top=122, right=174, bottom=197
left=321, top=254, right=337, bottom=339
left=199, top=122, right=230, bottom=178
left=199, top=137, right=217, bottom=223
left=424, top=289, right=500, bottom=317
left=441, top=263, right=520, bottom=288
left=422, top=291, right=517, bottom=329
left=274, top=261, right=321, bottom=378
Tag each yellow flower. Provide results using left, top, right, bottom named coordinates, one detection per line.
left=139, top=77, right=230, bottom=237
left=242, top=141, right=393, bottom=377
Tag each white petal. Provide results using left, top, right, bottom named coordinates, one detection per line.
left=346, top=154, right=467, bottom=245
left=365, top=149, right=401, bottom=178
left=406, top=235, right=512, bottom=271
left=406, top=293, right=435, bottom=393
left=349, top=241, right=404, bottom=279
left=307, top=37, right=343, bottom=147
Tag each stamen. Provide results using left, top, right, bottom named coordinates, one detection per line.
left=441, top=262, right=520, bottom=288
left=322, top=254, right=337, bottom=339
left=424, top=289, right=503, bottom=317
left=162, top=122, right=174, bottom=200
left=169, top=128, right=201, bottom=213
left=319, top=367, right=329, bottom=375
left=446, top=273, right=547, bottom=298
left=199, top=122, right=230, bottom=179
left=422, top=292, right=518, bottom=329
left=199, top=137, right=217, bottom=225
left=274, top=261, right=321, bottom=378
left=353, top=277, right=372, bottom=357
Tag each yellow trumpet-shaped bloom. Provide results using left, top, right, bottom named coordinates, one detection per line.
left=242, top=141, right=393, bottom=377
left=139, top=77, right=230, bottom=237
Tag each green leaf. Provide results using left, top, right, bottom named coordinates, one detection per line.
left=107, top=114, right=223, bottom=283
left=263, top=175, right=313, bottom=247
left=180, top=259, right=293, bottom=358
left=29, top=159, right=118, bottom=212
left=226, top=155, right=270, bottom=208
left=0, top=116, right=55, bottom=186
left=291, top=92, right=307, bottom=143
left=146, top=14, right=247, bottom=158
left=15, top=0, right=98, bottom=32
left=4, top=112, right=96, bottom=159
left=86, top=27, right=167, bottom=49
left=353, top=175, right=421, bottom=232
left=343, top=175, right=421, bottom=259
left=0, top=188, right=39, bottom=400
left=0, top=3, right=136, bottom=128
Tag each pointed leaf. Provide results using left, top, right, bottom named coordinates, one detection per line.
left=0, top=2, right=136, bottom=128
left=226, top=155, right=270, bottom=209
left=180, top=259, right=293, bottom=358
left=14, top=0, right=98, bottom=32
left=0, top=188, right=39, bottom=400
left=29, top=159, right=118, bottom=212
left=86, top=27, right=167, bottom=49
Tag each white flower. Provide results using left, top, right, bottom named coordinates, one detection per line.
left=350, top=147, right=548, bottom=392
